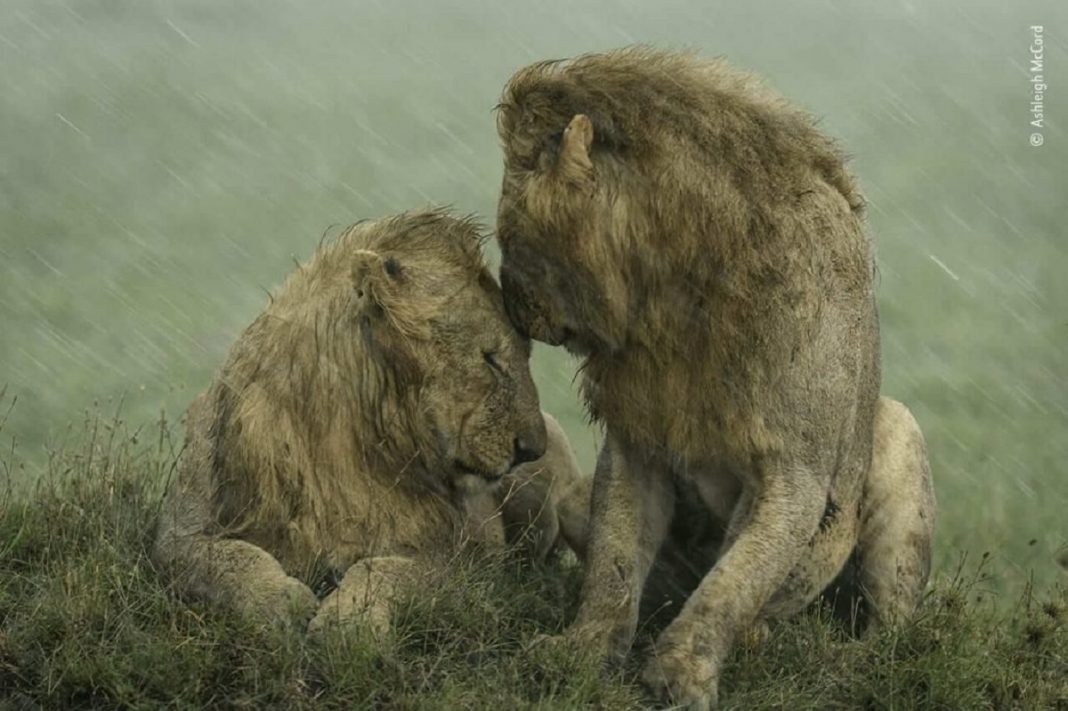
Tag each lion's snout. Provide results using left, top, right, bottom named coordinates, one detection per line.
left=512, top=419, right=547, bottom=467
left=500, top=266, right=566, bottom=346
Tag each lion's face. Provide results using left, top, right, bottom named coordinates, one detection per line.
left=349, top=213, right=547, bottom=483
left=496, top=109, right=632, bottom=357
left=420, top=275, right=547, bottom=481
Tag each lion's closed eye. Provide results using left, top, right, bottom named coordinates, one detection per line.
left=483, top=350, right=505, bottom=374
left=544, top=130, right=564, bottom=158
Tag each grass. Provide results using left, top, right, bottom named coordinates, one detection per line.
left=1, top=405, right=1066, bottom=709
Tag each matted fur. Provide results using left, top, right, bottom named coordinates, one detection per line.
left=154, top=210, right=589, bottom=632
left=496, top=48, right=934, bottom=708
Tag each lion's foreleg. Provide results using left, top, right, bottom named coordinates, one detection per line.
left=554, top=470, right=593, bottom=561
left=499, top=473, right=561, bottom=561
left=642, top=467, right=826, bottom=709
left=567, top=435, right=674, bottom=665
left=308, top=556, right=418, bottom=638
left=500, top=412, right=592, bottom=561
left=540, top=413, right=593, bottom=559
left=156, top=531, right=318, bottom=627
left=154, top=395, right=319, bottom=627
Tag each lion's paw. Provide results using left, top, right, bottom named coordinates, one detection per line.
left=243, top=575, right=318, bottom=630
left=641, top=643, right=718, bottom=711
left=524, top=632, right=569, bottom=655
left=526, top=624, right=627, bottom=674
left=308, top=587, right=391, bottom=639
left=278, top=577, right=320, bottom=626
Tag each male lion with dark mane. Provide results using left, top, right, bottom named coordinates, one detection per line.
left=154, top=210, right=589, bottom=635
left=495, top=48, right=935, bottom=708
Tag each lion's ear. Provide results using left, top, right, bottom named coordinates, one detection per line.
left=458, top=219, right=486, bottom=263
left=351, top=249, right=404, bottom=319
left=557, top=114, right=594, bottom=184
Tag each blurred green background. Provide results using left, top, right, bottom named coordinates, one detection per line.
left=1, top=0, right=1064, bottom=592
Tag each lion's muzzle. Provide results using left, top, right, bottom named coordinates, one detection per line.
left=500, top=265, right=566, bottom=346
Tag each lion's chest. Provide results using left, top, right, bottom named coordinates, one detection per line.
left=268, top=479, right=466, bottom=576
left=584, top=358, right=767, bottom=466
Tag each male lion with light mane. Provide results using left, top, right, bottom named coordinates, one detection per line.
left=495, top=48, right=935, bottom=708
left=154, top=210, right=589, bottom=635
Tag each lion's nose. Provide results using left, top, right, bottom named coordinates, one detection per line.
left=512, top=435, right=544, bottom=466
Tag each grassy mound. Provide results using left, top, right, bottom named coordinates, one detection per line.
left=1, top=409, right=1065, bottom=709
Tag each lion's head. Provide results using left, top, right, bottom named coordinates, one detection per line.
left=495, top=91, right=630, bottom=357
left=494, top=49, right=863, bottom=358
left=229, top=210, right=547, bottom=500
left=493, top=51, right=676, bottom=356
left=344, top=212, right=547, bottom=483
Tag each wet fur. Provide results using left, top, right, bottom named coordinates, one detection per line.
left=154, top=210, right=589, bottom=634
left=496, top=48, right=935, bottom=708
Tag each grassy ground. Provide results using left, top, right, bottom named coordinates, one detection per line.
left=1, top=409, right=1066, bottom=709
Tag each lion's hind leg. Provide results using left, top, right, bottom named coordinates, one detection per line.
left=853, top=397, right=936, bottom=628
left=308, top=556, right=418, bottom=638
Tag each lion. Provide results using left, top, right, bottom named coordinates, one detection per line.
left=495, top=48, right=936, bottom=708
left=153, top=210, right=590, bottom=636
